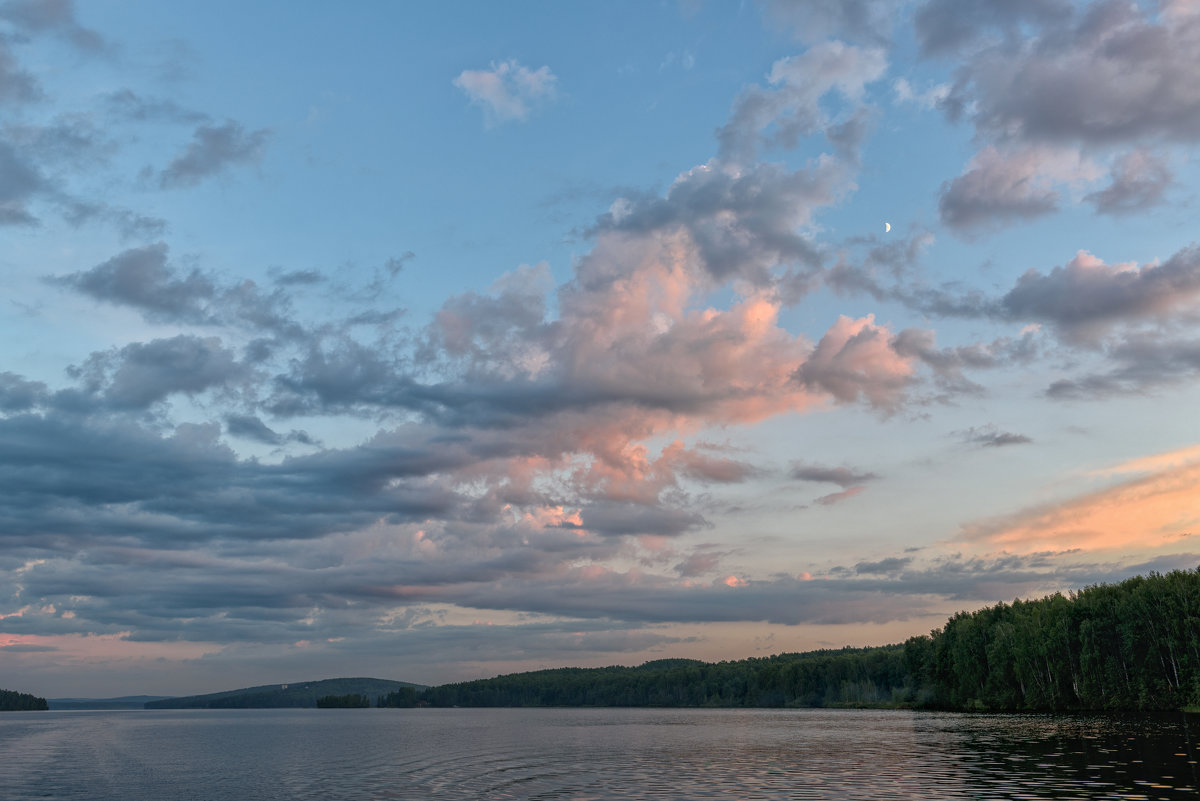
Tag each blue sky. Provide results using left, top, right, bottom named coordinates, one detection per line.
left=3, top=0, right=1200, bottom=697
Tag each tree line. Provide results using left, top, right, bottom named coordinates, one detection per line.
left=0, top=688, right=49, bottom=711
left=418, top=568, right=1200, bottom=712
left=907, top=568, right=1200, bottom=711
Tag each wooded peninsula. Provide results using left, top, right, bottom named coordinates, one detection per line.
left=420, top=568, right=1200, bottom=712
left=0, top=689, right=48, bottom=711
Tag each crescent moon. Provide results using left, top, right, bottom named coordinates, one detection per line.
left=884, top=222, right=891, bottom=233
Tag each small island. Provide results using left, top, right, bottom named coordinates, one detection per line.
left=0, top=689, right=49, bottom=711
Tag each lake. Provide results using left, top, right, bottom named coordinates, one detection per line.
left=1, top=707, right=1197, bottom=799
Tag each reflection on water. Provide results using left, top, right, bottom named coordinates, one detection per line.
left=0, top=707, right=1196, bottom=800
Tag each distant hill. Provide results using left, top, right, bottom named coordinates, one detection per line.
left=49, top=696, right=174, bottom=710
left=145, top=678, right=424, bottom=709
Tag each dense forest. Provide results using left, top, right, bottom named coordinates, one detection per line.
left=316, top=693, right=371, bottom=708
left=0, top=689, right=49, bottom=711
left=422, top=568, right=1200, bottom=712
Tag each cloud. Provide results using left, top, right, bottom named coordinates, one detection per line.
left=0, top=41, right=41, bottom=104
left=789, top=462, right=879, bottom=487
left=157, top=121, right=270, bottom=189
left=718, top=41, right=886, bottom=164
left=920, top=1, right=1200, bottom=233
left=68, top=336, right=248, bottom=410
left=854, top=556, right=911, bottom=574
left=815, top=486, right=868, bottom=506
left=913, top=0, right=1071, bottom=57
left=591, top=158, right=846, bottom=283
left=941, top=1, right=1200, bottom=145
left=938, top=145, right=1100, bottom=232
left=53, top=242, right=215, bottom=321
left=103, top=89, right=209, bottom=124
left=453, top=59, right=557, bottom=127
left=674, top=549, right=725, bottom=578
left=999, top=246, right=1200, bottom=346
left=957, top=425, right=1033, bottom=448
left=52, top=242, right=304, bottom=338
left=959, top=443, right=1200, bottom=553
left=1085, top=149, right=1173, bottom=215
left=758, top=0, right=894, bottom=44
left=892, top=77, right=950, bottom=110
left=0, top=0, right=105, bottom=52
left=1046, top=333, right=1200, bottom=400
left=793, top=314, right=921, bottom=411
left=0, top=138, right=45, bottom=226
left=224, top=415, right=314, bottom=447
left=0, top=373, right=47, bottom=411
left=60, top=201, right=168, bottom=241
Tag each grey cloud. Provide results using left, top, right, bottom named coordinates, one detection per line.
left=1085, top=149, right=1173, bottom=215
left=158, top=120, right=270, bottom=189
left=103, top=89, right=209, bottom=124
left=854, top=557, right=912, bottom=574
left=6, top=115, right=114, bottom=168
left=73, top=335, right=247, bottom=410
left=0, top=372, right=46, bottom=411
left=789, top=462, right=879, bottom=487
left=1047, top=333, right=1200, bottom=400
left=60, top=201, right=168, bottom=241
left=225, top=414, right=315, bottom=447
left=443, top=569, right=934, bottom=626
left=914, top=0, right=1071, bottom=57
left=1000, top=245, right=1200, bottom=345
left=941, top=1, right=1200, bottom=145
left=0, top=415, right=465, bottom=550
left=718, top=41, right=886, bottom=165
left=385, top=251, right=415, bottom=276
left=673, top=449, right=758, bottom=484
left=0, top=137, right=44, bottom=225
left=937, top=149, right=1060, bottom=232
left=53, top=243, right=304, bottom=338
left=674, top=549, right=724, bottom=578
left=758, top=0, right=893, bottom=44
left=591, top=159, right=842, bottom=283
left=0, top=41, right=40, bottom=104
left=579, top=503, right=708, bottom=538
left=55, top=242, right=215, bottom=321
left=923, top=2, right=1200, bottom=235
left=824, top=107, right=874, bottom=163
left=957, top=425, right=1033, bottom=448
left=0, top=0, right=105, bottom=51
left=271, top=269, right=324, bottom=286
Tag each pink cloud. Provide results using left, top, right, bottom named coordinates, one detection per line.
left=815, top=485, right=868, bottom=506
left=958, top=444, right=1200, bottom=553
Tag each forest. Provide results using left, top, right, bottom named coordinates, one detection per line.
left=316, top=693, right=371, bottom=708
left=0, top=688, right=49, bottom=711
left=422, top=568, right=1200, bottom=712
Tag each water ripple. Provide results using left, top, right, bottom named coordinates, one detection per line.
left=0, top=708, right=1196, bottom=800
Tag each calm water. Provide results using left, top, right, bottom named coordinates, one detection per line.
left=1, top=707, right=1197, bottom=800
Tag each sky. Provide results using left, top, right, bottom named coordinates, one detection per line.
left=2, top=0, right=1200, bottom=699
